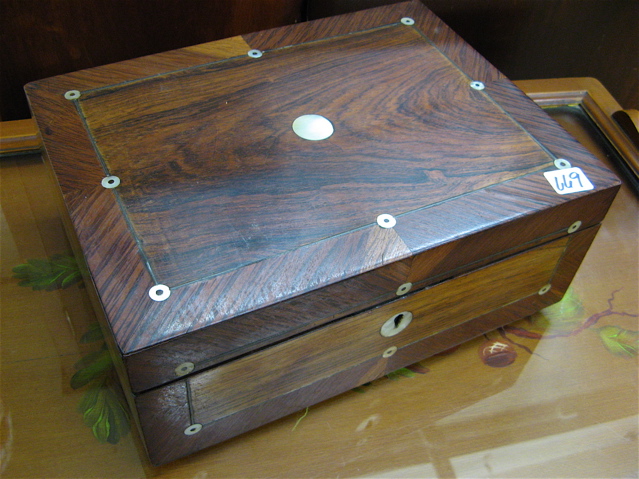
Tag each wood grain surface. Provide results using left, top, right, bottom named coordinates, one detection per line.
left=77, top=24, right=550, bottom=286
left=135, top=298, right=551, bottom=465
left=1, top=0, right=302, bottom=120
left=306, top=0, right=638, bottom=111
left=189, top=235, right=568, bottom=424
left=134, top=224, right=599, bottom=465
left=25, top=0, right=620, bottom=400
left=0, top=119, right=41, bottom=154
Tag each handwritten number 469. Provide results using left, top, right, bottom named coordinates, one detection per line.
left=554, top=171, right=584, bottom=191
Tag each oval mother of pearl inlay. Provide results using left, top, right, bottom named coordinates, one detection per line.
left=292, top=114, right=334, bottom=141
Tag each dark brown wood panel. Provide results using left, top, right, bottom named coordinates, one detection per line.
left=123, top=257, right=413, bottom=393
left=136, top=284, right=575, bottom=466
left=5, top=0, right=636, bottom=121
left=306, top=0, right=639, bottom=110
left=122, top=175, right=618, bottom=394
left=76, top=24, right=550, bottom=286
left=1, top=0, right=303, bottom=120
left=134, top=224, right=597, bottom=466
left=189, top=235, right=568, bottom=424
left=487, top=79, right=619, bottom=176
left=245, top=1, right=508, bottom=86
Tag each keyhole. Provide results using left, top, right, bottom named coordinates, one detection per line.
left=380, top=311, right=413, bottom=337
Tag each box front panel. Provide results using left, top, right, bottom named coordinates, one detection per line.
left=123, top=183, right=617, bottom=394
left=188, top=236, right=567, bottom=423
left=135, top=226, right=598, bottom=465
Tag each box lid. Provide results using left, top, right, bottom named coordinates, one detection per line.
left=25, top=1, right=619, bottom=391
left=73, top=23, right=551, bottom=288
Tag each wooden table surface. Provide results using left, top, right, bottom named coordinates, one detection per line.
left=1, top=75, right=637, bottom=477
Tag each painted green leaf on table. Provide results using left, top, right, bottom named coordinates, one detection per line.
left=105, top=391, right=131, bottom=444
left=72, top=323, right=130, bottom=444
left=352, top=382, right=372, bottom=393
left=75, top=364, right=131, bottom=444
left=82, top=382, right=108, bottom=427
left=92, top=408, right=111, bottom=444
left=79, top=381, right=130, bottom=444
left=73, top=345, right=108, bottom=370
left=80, top=322, right=104, bottom=343
left=79, top=382, right=103, bottom=418
left=531, top=287, right=584, bottom=333
left=386, top=367, right=416, bottom=380
left=598, top=326, right=639, bottom=357
left=12, top=254, right=82, bottom=291
left=70, top=348, right=113, bottom=389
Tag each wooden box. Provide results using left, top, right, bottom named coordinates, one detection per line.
left=25, top=1, right=620, bottom=465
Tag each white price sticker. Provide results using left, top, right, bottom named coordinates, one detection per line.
left=544, top=167, right=594, bottom=195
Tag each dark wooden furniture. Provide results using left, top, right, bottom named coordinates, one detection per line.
left=3, top=0, right=637, bottom=121
left=25, top=2, right=620, bottom=465
left=0, top=0, right=304, bottom=120
left=307, top=0, right=639, bottom=111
